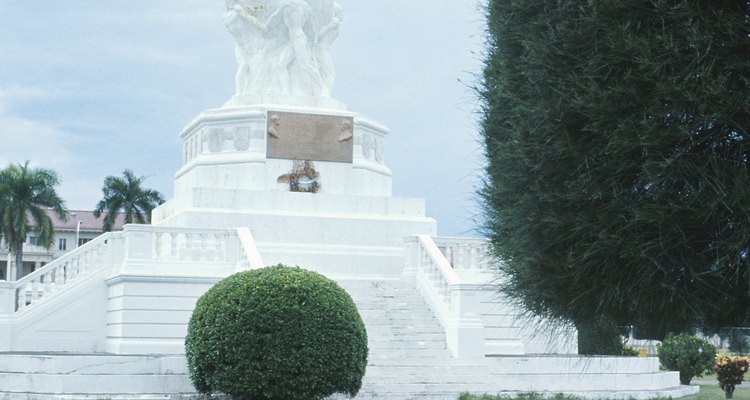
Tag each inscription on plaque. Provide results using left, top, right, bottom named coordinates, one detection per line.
left=266, top=111, right=354, bottom=163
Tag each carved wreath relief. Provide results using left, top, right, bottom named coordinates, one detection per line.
left=234, top=127, right=250, bottom=151
left=362, top=134, right=384, bottom=163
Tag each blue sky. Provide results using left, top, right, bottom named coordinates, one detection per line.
left=0, top=1, right=486, bottom=237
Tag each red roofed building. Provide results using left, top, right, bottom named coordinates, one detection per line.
left=0, top=210, right=125, bottom=280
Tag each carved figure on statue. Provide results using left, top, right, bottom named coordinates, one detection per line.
left=223, top=0, right=344, bottom=108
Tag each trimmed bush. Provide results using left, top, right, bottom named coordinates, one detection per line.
left=657, top=332, right=716, bottom=385
left=621, top=345, right=640, bottom=357
left=185, top=264, right=368, bottom=400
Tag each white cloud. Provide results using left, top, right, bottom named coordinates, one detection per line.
left=0, top=93, right=97, bottom=210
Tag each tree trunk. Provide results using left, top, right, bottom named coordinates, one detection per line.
left=14, top=240, right=24, bottom=281
left=724, top=384, right=735, bottom=399
left=678, top=370, right=693, bottom=385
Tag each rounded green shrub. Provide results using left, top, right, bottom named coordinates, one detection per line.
left=657, top=332, right=716, bottom=385
left=185, top=264, right=368, bottom=400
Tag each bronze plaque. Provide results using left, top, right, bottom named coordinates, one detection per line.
left=266, top=111, right=354, bottom=163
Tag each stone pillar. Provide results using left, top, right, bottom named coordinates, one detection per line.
left=446, top=283, right=490, bottom=359
left=401, top=236, right=420, bottom=282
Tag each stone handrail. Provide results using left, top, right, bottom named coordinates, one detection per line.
left=404, top=235, right=488, bottom=359
left=417, top=235, right=460, bottom=307
left=2, top=231, right=124, bottom=314
left=433, top=236, right=492, bottom=274
left=144, top=226, right=235, bottom=263
left=236, top=227, right=265, bottom=270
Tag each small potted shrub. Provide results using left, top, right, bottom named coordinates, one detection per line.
left=715, top=354, right=750, bottom=399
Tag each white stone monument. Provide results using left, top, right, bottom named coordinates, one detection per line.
left=150, top=0, right=437, bottom=278
left=223, top=0, right=345, bottom=109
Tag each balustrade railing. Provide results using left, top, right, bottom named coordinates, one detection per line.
left=433, top=237, right=492, bottom=274
left=236, top=227, right=265, bottom=270
left=149, top=228, right=234, bottom=263
left=6, top=231, right=124, bottom=314
left=404, top=235, right=490, bottom=358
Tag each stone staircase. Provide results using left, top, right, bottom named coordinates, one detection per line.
left=0, top=276, right=698, bottom=399
left=339, top=278, right=492, bottom=400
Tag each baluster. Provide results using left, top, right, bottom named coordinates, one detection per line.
left=170, top=232, right=178, bottom=260
left=179, top=233, right=189, bottom=260
left=68, top=260, right=77, bottom=281
left=56, top=265, right=65, bottom=285
left=442, top=280, right=450, bottom=304
left=475, top=244, right=484, bottom=270
left=461, top=244, right=470, bottom=270
left=83, top=252, right=90, bottom=275
left=215, top=233, right=224, bottom=262
left=156, top=231, right=166, bottom=260
left=94, top=244, right=104, bottom=271
left=30, top=279, right=39, bottom=304
left=186, top=233, right=196, bottom=261
left=79, top=254, right=85, bottom=275
left=431, top=261, right=441, bottom=286
left=43, top=272, right=52, bottom=295
left=16, top=286, right=26, bottom=311
left=74, top=258, right=82, bottom=279
left=199, top=233, right=208, bottom=262
left=451, top=244, right=461, bottom=270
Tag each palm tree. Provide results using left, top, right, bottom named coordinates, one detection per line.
left=93, top=170, right=165, bottom=231
left=0, top=162, right=67, bottom=281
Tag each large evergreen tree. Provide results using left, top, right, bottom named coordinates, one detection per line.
left=480, top=0, right=750, bottom=351
left=94, top=170, right=165, bottom=231
left=0, top=162, right=67, bottom=280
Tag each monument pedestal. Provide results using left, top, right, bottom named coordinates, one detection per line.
left=151, top=105, right=437, bottom=278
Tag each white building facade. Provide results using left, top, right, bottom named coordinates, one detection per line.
left=0, top=210, right=123, bottom=280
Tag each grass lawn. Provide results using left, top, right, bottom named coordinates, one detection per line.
left=693, top=385, right=750, bottom=400
left=458, top=385, right=750, bottom=400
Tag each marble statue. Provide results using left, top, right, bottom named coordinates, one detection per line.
left=224, top=0, right=343, bottom=107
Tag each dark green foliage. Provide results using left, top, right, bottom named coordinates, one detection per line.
left=0, top=162, right=66, bottom=280
left=658, top=333, right=717, bottom=384
left=185, top=264, right=368, bottom=400
left=621, top=345, right=640, bottom=357
left=723, top=328, right=750, bottom=355
left=93, top=169, right=164, bottom=231
left=480, top=0, right=750, bottom=342
left=576, top=318, right=623, bottom=355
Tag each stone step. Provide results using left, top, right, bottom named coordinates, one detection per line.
left=358, top=310, right=437, bottom=320
left=486, top=372, right=681, bottom=391
left=354, top=301, right=432, bottom=310
left=0, top=354, right=188, bottom=375
left=366, top=357, right=480, bottom=367
left=0, top=372, right=193, bottom=394
left=487, top=355, right=661, bottom=374
left=351, top=386, right=699, bottom=400
left=367, top=349, right=454, bottom=359
left=363, top=325, right=444, bottom=334
left=362, top=373, right=490, bottom=385
left=0, top=394, right=177, bottom=400
left=367, top=341, right=446, bottom=351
